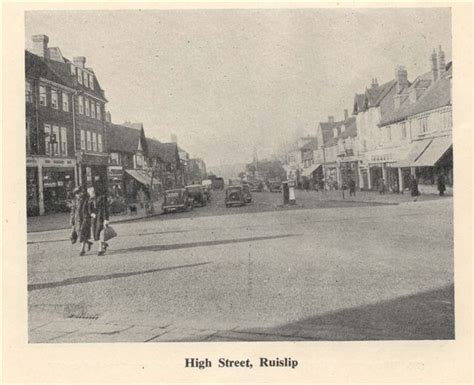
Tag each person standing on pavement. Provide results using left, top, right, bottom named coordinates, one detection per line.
left=89, top=186, right=110, bottom=256
left=437, top=173, right=446, bottom=196
left=70, top=186, right=92, bottom=256
left=348, top=177, right=356, bottom=197
left=410, top=174, right=419, bottom=197
left=378, top=177, right=385, bottom=195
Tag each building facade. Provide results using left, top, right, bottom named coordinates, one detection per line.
left=26, top=34, right=108, bottom=215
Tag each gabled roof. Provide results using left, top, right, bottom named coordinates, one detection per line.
left=300, top=139, right=318, bottom=151
left=107, top=123, right=142, bottom=153
left=379, top=65, right=452, bottom=126
left=147, top=138, right=179, bottom=164
left=353, top=80, right=397, bottom=114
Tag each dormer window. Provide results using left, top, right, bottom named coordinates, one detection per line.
left=89, top=74, right=94, bottom=90
left=77, top=70, right=83, bottom=85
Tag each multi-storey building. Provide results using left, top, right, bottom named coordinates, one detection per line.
left=147, top=138, right=181, bottom=190
left=378, top=52, right=452, bottom=194
left=25, top=34, right=108, bottom=215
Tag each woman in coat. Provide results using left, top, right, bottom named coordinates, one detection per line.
left=89, top=187, right=110, bottom=256
left=70, top=186, right=92, bottom=256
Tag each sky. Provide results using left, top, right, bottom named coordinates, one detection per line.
left=25, top=8, right=451, bottom=170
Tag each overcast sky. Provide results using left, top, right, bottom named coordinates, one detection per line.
left=25, top=8, right=451, bottom=169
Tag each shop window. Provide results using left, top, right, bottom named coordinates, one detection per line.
left=62, top=92, right=69, bottom=112
left=98, top=134, right=103, bottom=152
left=51, top=89, right=58, bottom=109
left=39, top=85, right=47, bottom=106
left=417, top=167, right=434, bottom=185
left=26, top=81, right=33, bottom=103
left=110, top=152, right=120, bottom=165
left=80, top=129, right=86, bottom=150
left=60, top=127, right=67, bottom=156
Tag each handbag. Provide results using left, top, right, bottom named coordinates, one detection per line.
left=103, top=225, right=117, bottom=242
left=70, top=229, right=78, bottom=244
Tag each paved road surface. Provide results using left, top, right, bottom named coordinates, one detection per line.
left=28, top=192, right=454, bottom=342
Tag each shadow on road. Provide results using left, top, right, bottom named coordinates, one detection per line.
left=108, top=234, right=297, bottom=256
left=28, top=261, right=211, bottom=291
left=191, top=284, right=455, bottom=341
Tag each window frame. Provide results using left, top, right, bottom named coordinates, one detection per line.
left=80, top=129, right=86, bottom=150
left=26, top=80, right=33, bottom=103
left=84, top=98, right=90, bottom=117
left=90, top=100, right=96, bottom=118
left=51, top=89, right=58, bottom=109
left=60, top=126, right=67, bottom=156
left=92, top=132, right=97, bottom=152
left=52, top=125, right=60, bottom=156
left=98, top=133, right=103, bottom=152
left=62, top=92, right=69, bottom=112
left=86, top=131, right=92, bottom=151
left=39, top=85, right=47, bottom=106
left=78, top=95, right=84, bottom=114
left=44, top=124, right=51, bottom=155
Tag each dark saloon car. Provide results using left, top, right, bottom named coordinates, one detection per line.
left=225, top=185, right=246, bottom=207
left=162, top=188, right=193, bottom=213
left=185, top=184, right=207, bottom=207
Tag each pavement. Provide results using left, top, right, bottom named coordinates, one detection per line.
left=27, top=191, right=454, bottom=342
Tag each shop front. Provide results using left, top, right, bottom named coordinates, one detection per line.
left=42, top=167, right=75, bottom=213
left=338, top=159, right=359, bottom=189
left=77, top=152, right=109, bottom=193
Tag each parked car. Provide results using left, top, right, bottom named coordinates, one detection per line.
left=185, top=184, right=207, bottom=207
left=202, top=184, right=212, bottom=202
left=242, top=184, right=252, bottom=203
left=162, top=188, right=193, bottom=213
left=269, top=181, right=282, bottom=193
left=249, top=181, right=264, bottom=192
left=225, top=185, right=246, bottom=207
left=212, top=177, right=225, bottom=190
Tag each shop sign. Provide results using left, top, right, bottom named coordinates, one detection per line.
left=44, top=182, right=57, bottom=188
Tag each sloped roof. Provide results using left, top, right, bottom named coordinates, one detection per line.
left=379, top=65, right=452, bottom=126
left=147, top=138, right=179, bottom=164
left=107, top=123, right=142, bottom=153
left=300, top=139, right=318, bottom=151
left=353, top=80, right=397, bottom=114
left=25, top=50, right=74, bottom=88
left=338, top=117, right=357, bottom=139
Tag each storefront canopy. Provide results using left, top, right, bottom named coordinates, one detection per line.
left=125, top=169, right=160, bottom=187
left=414, top=135, right=452, bottom=167
left=301, top=163, right=322, bottom=177
left=393, top=136, right=452, bottom=168
left=393, top=139, right=432, bottom=168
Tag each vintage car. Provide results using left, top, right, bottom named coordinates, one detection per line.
left=185, top=184, right=207, bottom=207
left=202, top=184, right=212, bottom=202
left=269, top=181, right=282, bottom=193
left=249, top=181, right=264, bottom=192
left=162, top=188, right=193, bottom=213
left=242, top=184, right=252, bottom=203
left=225, top=185, right=246, bottom=207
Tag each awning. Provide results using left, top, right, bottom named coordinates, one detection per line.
left=301, top=163, right=321, bottom=177
left=125, top=169, right=160, bottom=187
left=392, top=139, right=432, bottom=168
left=414, top=135, right=452, bottom=167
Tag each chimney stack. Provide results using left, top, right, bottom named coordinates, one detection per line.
left=31, top=34, right=49, bottom=59
left=431, top=50, right=438, bottom=82
left=371, top=78, right=378, bottom=88
left=328, top=116, right=334, bottom=124
left=396, top=65, right=409, bottom=89
left=438, top=45, right=446, bottom=77
left=73, top=56, right=86, bottom=68
left=344, top=109, right=349, bottom=121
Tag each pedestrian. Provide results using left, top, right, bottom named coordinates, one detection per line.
left=89, top=186, right=110, bottom=256
left=70, top=186, right=92, bottom=256
left=410, top=175, right=419, bottom=198
left=378, top=177, right=385, bottom=195
left=437, top=173, right=446, bottom=196
left=348, top=177, right=356, bottom=196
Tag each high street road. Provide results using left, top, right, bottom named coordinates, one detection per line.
left=27, top=191, right=454, bottom=342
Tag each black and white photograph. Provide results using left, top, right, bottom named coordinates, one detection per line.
left=23, top=7, right=456, bottom=345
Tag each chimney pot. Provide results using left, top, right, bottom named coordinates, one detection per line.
left=73, top=56, right=86, bottom=68
left=31, top=34, right=49, bottom=59
left=438, top=45, right=446, bottom=77
left=396, top=65, right=409, bottom=90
